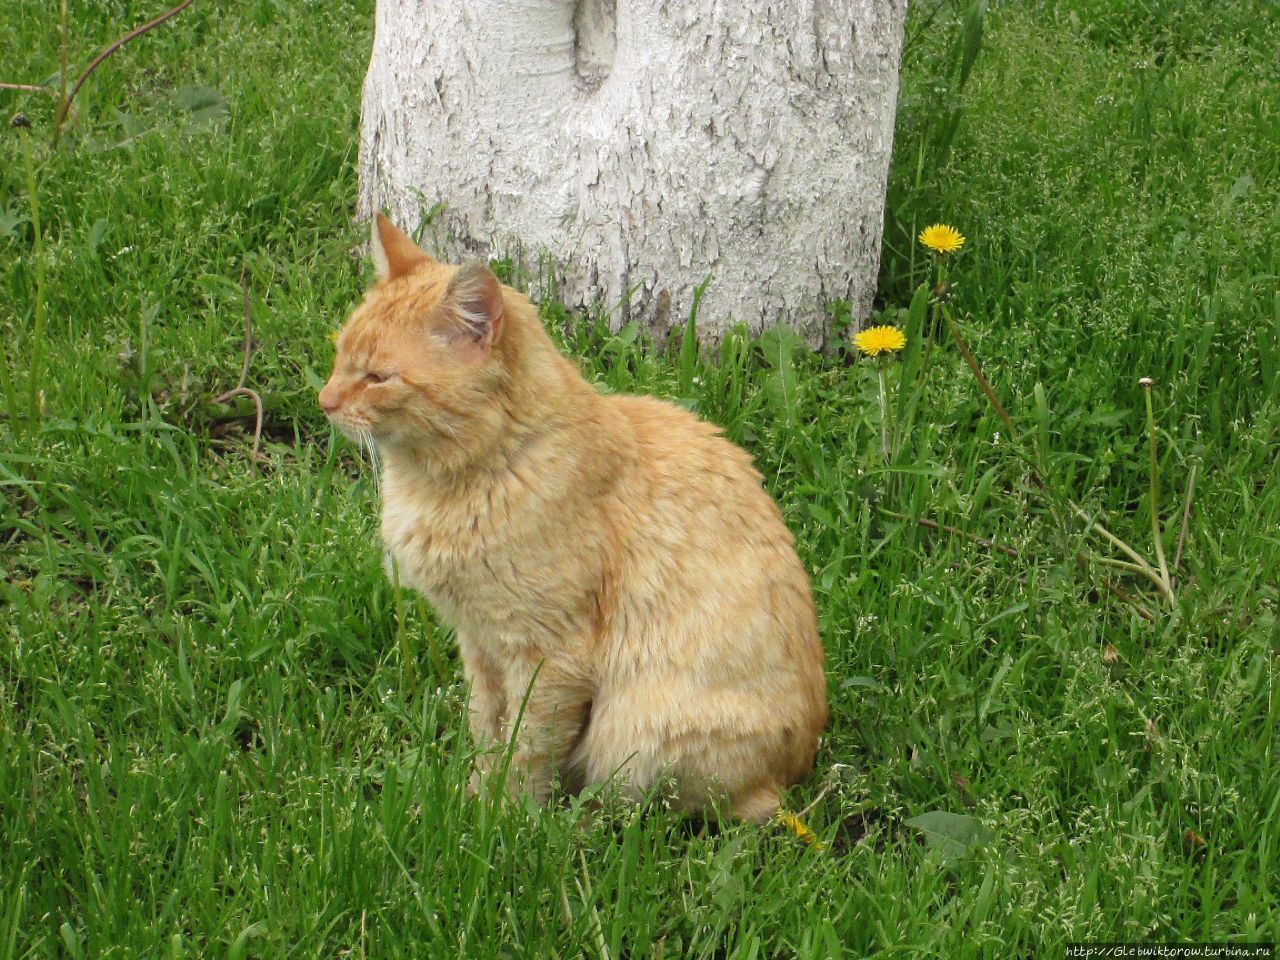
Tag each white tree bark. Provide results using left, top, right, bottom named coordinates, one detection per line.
left=359, top=0, right=906, bottom=345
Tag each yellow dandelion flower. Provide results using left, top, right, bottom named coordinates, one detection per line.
left=853, top=325, right=907, bottom=357
left=328, top=330, right=340, bottom=343
left=775, top=811, right=822, bottom=848
left=918, top=223, right=965, bottom=254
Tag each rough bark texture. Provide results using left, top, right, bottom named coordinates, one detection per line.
left=359, top=0, right=906, bottom=345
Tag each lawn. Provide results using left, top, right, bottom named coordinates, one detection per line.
left=1, top=0, right=1277, bottom=956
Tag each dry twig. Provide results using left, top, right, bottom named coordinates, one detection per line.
left=50, top=0, right=197, bottom=145
left=212, top=268, right=266, bottom=468
left=880, top=508, right=1020, bottom=558
left=1098, top=578, right=1155, bottom=622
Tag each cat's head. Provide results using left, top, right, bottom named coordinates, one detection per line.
left=319, top=215, right=508, bottom=455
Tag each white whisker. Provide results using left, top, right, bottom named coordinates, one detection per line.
left=359, top=429, right=381, bottom=496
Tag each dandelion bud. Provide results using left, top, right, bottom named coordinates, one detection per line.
left=1139, top=377, right=1154, bottom=387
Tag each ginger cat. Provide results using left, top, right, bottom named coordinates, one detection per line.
left=319, top=215, right=827, bottom=823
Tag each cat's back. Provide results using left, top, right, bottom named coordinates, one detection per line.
left=582, top=391, right=826, bottom=803
left=601, top=391, right=811, bottom=605
left=604, top=393, right=773, bottom=512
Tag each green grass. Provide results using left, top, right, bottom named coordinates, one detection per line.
left=2, top=0, right=1278, bottom=955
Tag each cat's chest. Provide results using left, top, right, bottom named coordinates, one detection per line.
left=378, top=479, right=573, bottom=639
left=381, top=491, right=500, bottom=597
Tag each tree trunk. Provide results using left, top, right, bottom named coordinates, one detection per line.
left=359, top=0, right=907, bottom=346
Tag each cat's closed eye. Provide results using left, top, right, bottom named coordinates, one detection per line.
left=363, top=371, right=395, bottom=384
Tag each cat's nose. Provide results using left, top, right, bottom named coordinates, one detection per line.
left=318, top=384, right=342, bottom=415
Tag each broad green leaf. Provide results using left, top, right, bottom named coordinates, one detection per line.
left=905, top=811, right=994, bottom=860
left=841, top=676, right=885, bottom=692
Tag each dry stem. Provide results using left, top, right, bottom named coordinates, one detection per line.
left=51, top=0, right=197, bottom=146
left=1, top=83, right=59, bottom=96
left=212, top=268, right=265, bottom=467
left=1098, top=578, right=1155, bottom=622
left=1174, top=463, right=1198, bottom=575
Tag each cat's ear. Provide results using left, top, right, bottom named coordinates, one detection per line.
left=371, top=213, right=432, bottom=282
left=438, top=261, right=504, bottom=348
